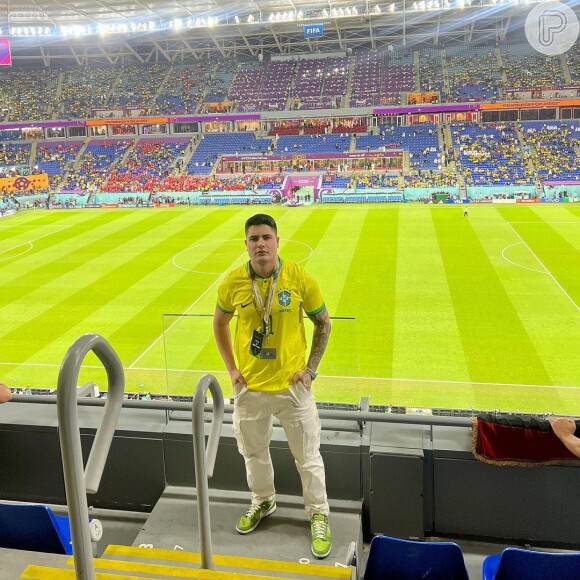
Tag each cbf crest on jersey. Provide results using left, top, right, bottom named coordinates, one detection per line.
left=278, top=290, right=291, bottom=307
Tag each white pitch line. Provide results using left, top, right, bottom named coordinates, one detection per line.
left=1, top=361, right=578, bottom=391
left=128, top=251, right=246, bottom=369
left=0, top=224, right=72, bottom=257
left=501, top=242, right=545, bottom=274
left=508, top=222, right=580, bottom=315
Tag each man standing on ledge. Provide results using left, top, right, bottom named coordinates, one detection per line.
left=213, top=213, right=332, bottom=559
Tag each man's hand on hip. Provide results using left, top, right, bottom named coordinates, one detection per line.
left=292, top=370, right=313, bottom=391
left=230, top=369, right=247, bottom=388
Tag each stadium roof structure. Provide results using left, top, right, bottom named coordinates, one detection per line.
left=2, top=0, right=580, bottom=66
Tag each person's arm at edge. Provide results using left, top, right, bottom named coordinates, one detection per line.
left=213, top=306, right=246, bottom=387
left=0, top=383, right=12, bottom=403
left=293, top=306, right=331, bottom=390
left=549, top=416, right=580, bottom=459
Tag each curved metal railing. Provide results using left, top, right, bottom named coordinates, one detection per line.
left=192, top=374, right=224, bottom=570
left=56, top=334, right=225, bottom=577
left=57, top=334, right=125, bottom=580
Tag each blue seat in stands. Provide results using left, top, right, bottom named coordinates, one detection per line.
left=363, top=535, right=469, bottom=580
left=482, top=547, right=580, bottom=580
left=0, top=502, right=72, bottom=555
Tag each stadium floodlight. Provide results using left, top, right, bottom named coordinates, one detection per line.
left=247, top=14, right=254, bottom=22
left=389, top=3, right=396, bottom=11
left=297, top=10, right=303, bottom=18
left=375, top=5, right=382, bottom=13
left=322, top=8, right=328, bottom=16
left=235, top=15, right=240, bottom=23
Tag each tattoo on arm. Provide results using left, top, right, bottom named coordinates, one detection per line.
left=307, top=308, right=331, bottom=371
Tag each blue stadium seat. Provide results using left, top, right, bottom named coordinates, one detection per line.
left=482, top=547, right=580, bottom=580
left=363, top=535, right=469, bottom=580
left=0, top=502, right=73, bottom=555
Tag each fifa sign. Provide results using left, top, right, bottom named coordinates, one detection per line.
left=304, top=24, right=324, bottom=38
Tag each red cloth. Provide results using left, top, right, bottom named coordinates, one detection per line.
left=472, top=416, right=580, bottom=467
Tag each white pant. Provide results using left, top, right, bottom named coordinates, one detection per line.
left=232, top=382, right=329, bottom=518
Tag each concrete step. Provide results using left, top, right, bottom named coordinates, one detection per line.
left=134, top=487, right=361, bottom=572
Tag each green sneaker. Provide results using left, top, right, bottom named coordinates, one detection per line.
left=236, top=500, right=276, bottom=534
left=310, top=513, right=332, bottom=559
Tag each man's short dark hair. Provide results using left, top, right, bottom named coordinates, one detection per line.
left=245, top=214, right=277, bottom=235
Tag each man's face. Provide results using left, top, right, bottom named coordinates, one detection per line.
left=245, top=224, right=279, bottom=267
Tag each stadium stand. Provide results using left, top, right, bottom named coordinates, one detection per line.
left=445, top=46, right=503, bottom=103
left=60, top=139, right=132, bottom=192
left=101, top=138, right=188, bottom=192
left=0, top=69, right=59, bottom=122
left=186, top=133, right=272, bottom=174
left=451, top=121, right=535, bottom=186
left=59, top=67, right=119, bottom=119
left=501, top=44, right=566, bottom=90
left=108, top=64, right=168, bottom=110
left=519, top=120, right=580, bottom=182
left=154, top=63, right=213, bottom=115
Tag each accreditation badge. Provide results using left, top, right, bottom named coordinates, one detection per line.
left=259, top=348, right=277, bottom=360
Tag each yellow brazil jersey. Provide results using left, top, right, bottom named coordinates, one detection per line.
left=217, top=258, right=325, bottom=393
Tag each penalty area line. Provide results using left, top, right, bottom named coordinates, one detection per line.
left=507, top=223, right=580, bottom=315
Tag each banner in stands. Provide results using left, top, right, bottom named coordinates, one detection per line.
left=0, top=38, right=12, bottom=66
left=0, top=173, right=48, bottom=192
left=480, top=99, right=580, bottom=109
left=221, top=151, right=402, bottom=163
left=86, top=117, right=168, bottom=126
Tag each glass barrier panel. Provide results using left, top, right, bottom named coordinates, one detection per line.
left=161, top=314, right=359, bottom=405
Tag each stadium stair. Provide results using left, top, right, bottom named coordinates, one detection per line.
left=560, top=54, right=572, bottom=85
left=131, top=487, right=360, bottom=573
left=30, top=141, right=38, bottom=168
left=21, top=545, right=352, bottom=579
left=54, top=72, right=65, bottom=117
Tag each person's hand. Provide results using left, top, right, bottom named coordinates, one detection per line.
left=292, top=370, right=312, bottom=391
left=0, top=382, right=12, bottom=404
left=229, top=369, right=247, bottom=389
left=549, top=416, right=576, bottom=438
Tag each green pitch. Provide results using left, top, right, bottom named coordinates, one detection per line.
left=1, top=204, right=579, bottom=414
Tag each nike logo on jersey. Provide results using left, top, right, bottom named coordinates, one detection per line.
left=241, top=302, right=252, bottom=308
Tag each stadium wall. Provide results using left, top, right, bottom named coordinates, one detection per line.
left=0, top=401, right=578, bottom=546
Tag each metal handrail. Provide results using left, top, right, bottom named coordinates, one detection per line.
left=13, top=393, right=475, bottom=427
left=57, top=334, right=125, bottom=580
left=191, top=374, right=224, bottom=570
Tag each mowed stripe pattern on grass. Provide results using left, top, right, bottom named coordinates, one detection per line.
left=0, top=205, right=579, bottom=413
